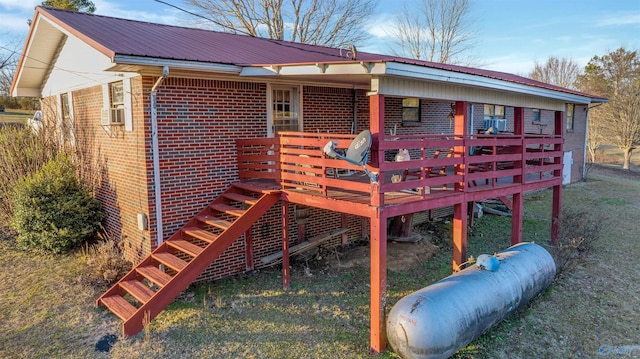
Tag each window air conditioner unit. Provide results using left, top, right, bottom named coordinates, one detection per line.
left=483, top=118, right=507, bottom=132
left=101, top=108, right=125, bottom=126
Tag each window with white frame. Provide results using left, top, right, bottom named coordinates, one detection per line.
left=109, top=81, right=125, bottom=125
left=271, top=87, right=299, bottom=134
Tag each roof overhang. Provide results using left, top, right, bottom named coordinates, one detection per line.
left=10, top=12, right=67, bottom=97
left=240, top=60, right=603, bottom=105
left=110, top=55, right=242, bottom=75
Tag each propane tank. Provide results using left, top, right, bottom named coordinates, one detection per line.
left=387, top=242, right=556, bottom=359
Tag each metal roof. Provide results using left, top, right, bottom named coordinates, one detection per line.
left=15, top=6, right=607, bottom=102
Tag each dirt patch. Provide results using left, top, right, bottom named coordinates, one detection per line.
left=327, top=232, right=440, bottom=272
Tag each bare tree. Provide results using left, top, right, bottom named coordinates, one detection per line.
left=585, top=107, right=605, bottom=163
left=183, top=0, right=379, bottom=48
left=0, top=36, right=22, bottom=97
left=529, top=57, right=581, bottom=89
left=387, top=0, right=477, bottom=64
left=576, top=48, right=640, bottom=170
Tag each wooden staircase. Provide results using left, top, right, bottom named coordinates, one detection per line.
left=97, top=182, right=280, bottom=336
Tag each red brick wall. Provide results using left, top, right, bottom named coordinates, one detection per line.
left=70, top=78, right=153, bottom=262
left=60, top=75, right=586, bottom=281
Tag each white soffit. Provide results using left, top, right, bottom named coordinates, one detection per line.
left=383, top=62, right=592, bottom=104
left=12, top=19, right=65, bottom=97
left=240, top=62, right=386, bottom=77
left=371, top=77, right=570, bottom=111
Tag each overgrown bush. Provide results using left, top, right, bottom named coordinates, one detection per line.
left=0, top=124, right=60, bottom=228
left=10, top=153, right=104, bottom=253
left=549, top=206, right=604, bottom=277
left=82, top=236, right=131, bottom=286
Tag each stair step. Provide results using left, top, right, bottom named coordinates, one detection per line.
left=232, top=182, right=280, bottom=194
left=210, top=203, right=246, bottom=217
left=167, top=238, right=204, bottom=257
left=153, top=252, right=188, bottom=272
left=120, top=280, right=155, bottom=303
left=183, top=227, right=219, bottom=243
left=223, top=192, right=258, bottom=205
left=196, top=215, right=232, bottom=230
left=137, top=266, right=172, bottom=287
left=101, top=295, right=137, bottom=321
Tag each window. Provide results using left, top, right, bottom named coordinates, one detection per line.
left=484, top=104, right=505, bottom=119
left=402, top=98, right=420, bottom=122
left=60, top=93, right=72, bottom=143
left=566, top=103, right=575, bottom=130
left=272, top=87, right=299, bottom=134
left=110, top=81, right=124, bottom=107
left=108, top=81, right=125, bottom=125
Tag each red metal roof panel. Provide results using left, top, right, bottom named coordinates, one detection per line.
left=38, top=7, right=606, bottom=102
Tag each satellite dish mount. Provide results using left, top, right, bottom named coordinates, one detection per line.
left=323, top=130, right=377, bottom=183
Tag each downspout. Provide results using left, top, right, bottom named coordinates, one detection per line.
left=352, top=88, right=357, bottom=134
left=151, top=66, right=169, bottom=246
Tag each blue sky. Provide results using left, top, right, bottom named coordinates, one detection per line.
left=1, top=0, right=639, bottom=75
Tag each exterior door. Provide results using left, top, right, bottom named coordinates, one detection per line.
left=268, top=85, right=301, bottom=137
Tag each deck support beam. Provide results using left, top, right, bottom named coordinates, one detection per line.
left=452, top=101, right=468, bottom=271
left=369, top=210, right=387, bottom=355
left=511, top=192, right=523, bottom=245
left=281, top=203, right=290, bottom=290
left=452, top=201, right=468, bottom=271
left=551, top=110, right=564, bottom=243
left=511, top=107, right=524, bottom=245
left=245, top=227, right=254, bottom=271
left=368, top=92, right=387, bottom=354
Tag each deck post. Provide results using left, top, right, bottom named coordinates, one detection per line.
left=511, top=192, right=523, bottom=245
left=551, top=111, right=564, bottom=243
left=551, top=185, right=562, bottom=243
left=245, top=228, right=254, bottom=271
left=452, top=101, right=468, bottom=271
left=369, top=210, right=387, bottom=354
left=452, top=201, right=468, bottom=271
left=282, top=203, right=290, bottom=290
left=453, top=101, right=468, bottom=192
left=369, top=94, right=385, bottom=168
left=514, top=107, right=525, bottom=184
left=341, top=213, right=349, bottom=245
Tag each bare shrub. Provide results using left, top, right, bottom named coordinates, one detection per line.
left=82, top=231, right=131, bottom=287
left=549, top=206, right=604, bottom=277
left=0, top=122, right=60, bottom=228
left=0, top=100, right=103, bottom=230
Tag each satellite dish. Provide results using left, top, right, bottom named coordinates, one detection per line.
left=346, top=130, right=371, bottom=165
left=324, top=130, right=377, bottom=183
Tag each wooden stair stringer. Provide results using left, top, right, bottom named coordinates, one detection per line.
left=97, top=186, right=280, bottom=337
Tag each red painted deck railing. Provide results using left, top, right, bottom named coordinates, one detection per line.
left=236, top=131, right=563, bottom=204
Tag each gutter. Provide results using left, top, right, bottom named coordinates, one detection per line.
left=150, top=66, right=169, bottom=246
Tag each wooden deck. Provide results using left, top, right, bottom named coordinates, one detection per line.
left=237, top=131, right=562, bottom=218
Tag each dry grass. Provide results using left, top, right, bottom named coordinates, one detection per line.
left=0, top=170, right=638, bottom=358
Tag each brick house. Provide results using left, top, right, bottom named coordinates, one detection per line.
left=11, top=7, right=605, bottom=353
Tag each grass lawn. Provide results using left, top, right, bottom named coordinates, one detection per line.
left=0, top=169, right=637, bottom=358
left=0, top=109, right=33, bottom=125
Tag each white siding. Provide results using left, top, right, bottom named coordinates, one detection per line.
left=41, top=35, right=136, bottom=96
left=371, top=77, right=567, bottom=111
